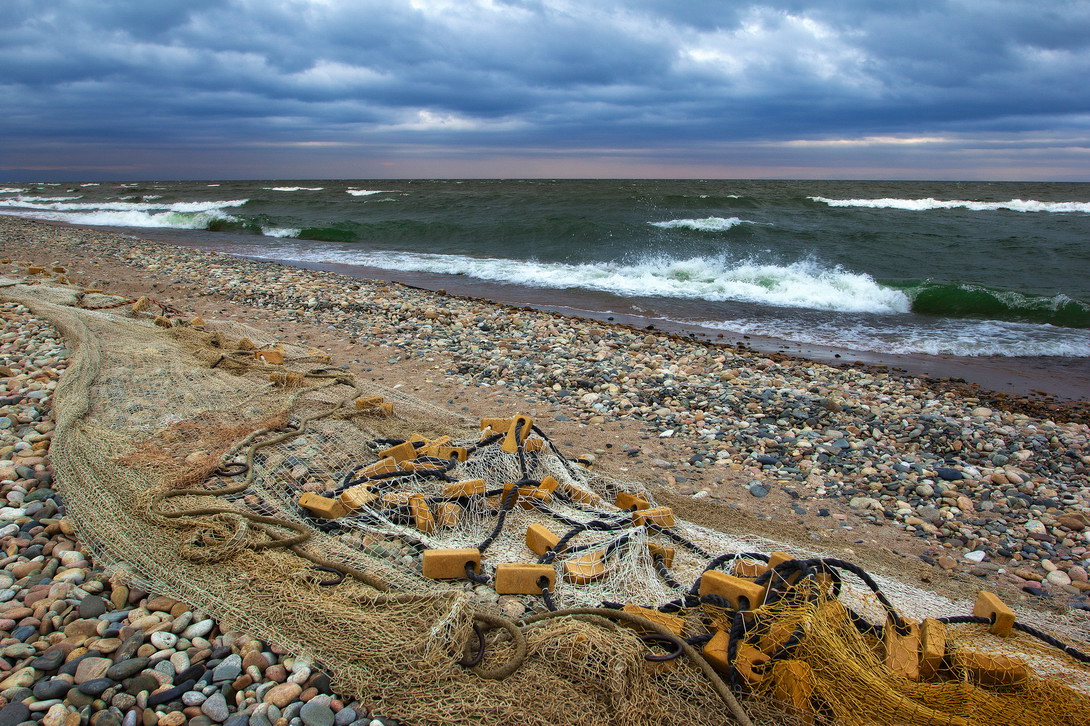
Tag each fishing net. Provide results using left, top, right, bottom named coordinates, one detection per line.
left=2, top=267, right=1089, bottom=726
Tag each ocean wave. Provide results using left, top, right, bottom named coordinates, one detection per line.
left=2, top=208, right=239, bottom=230
left=0, top=199, right=248, bottom=213
left=346, top=189, right=396, bottom=196
left=261, top=226, right=301, bottom=238
left=12, top=195, right=83, bottom=202
left=0, top=188, right=27, bottom=194
left=263, top=186, right=324, bottom=192
left=249, top=248, right=909, bottom=314
left=810, top=196, right=1090, bottom=213
left=695, top=318, right=1090, bottom=358
left=894, top=281, right=1090, bottom=328
left=79, top=183, right=99, bottom=187
left=649, top=216, right=754, bottom=232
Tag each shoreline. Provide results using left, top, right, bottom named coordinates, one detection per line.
left=3, top=215, right=1090, bottom=617
left=51, top=222, right=1090, bottom=403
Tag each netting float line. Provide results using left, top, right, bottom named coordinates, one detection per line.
left=3, top=274, right=1089, bottom=726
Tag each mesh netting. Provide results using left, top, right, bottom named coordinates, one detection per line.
left=4, top=274, right=1089, bottom=726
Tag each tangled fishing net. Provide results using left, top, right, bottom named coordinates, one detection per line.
left=2, top=266, right=1089, bottom=726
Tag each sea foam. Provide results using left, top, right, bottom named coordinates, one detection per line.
left=263, top=187, right=324, bottom=192
left=346, top=189, right=396, bottom=196
left=261, top=226, right=301, bottom=238
left=697, top=317, right=1090, bottom=358
left=649, top=216, right=754, bottom=231
left=0, top=199, right=248, bottom=213
left=810, top=197, right=1090, bottom=213
left=247, top=247, right=909, bottom=315
left=0, top=198, right=248, bottom=230
left=2, top=208, right=240, bottom=230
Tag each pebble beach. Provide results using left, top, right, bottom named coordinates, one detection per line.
left=0, top=300, right=397, bottom=726
left=0, top=215, right=1088, bottom=725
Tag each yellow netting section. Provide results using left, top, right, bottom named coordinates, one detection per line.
left=3, top=273, right=1088, bottom=726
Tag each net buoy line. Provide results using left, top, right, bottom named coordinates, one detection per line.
left=5, top=273, right=1088, bottom=725
left=156, top=388, right=1088, bottom=725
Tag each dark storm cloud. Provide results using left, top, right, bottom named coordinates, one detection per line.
left=2, top=0, right=1088, bottom=178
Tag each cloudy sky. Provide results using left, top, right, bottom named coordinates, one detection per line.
left=3, top=0, right=1089, bottom=180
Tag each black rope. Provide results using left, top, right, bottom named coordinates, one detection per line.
left=475, top=485, right=522, bottom=555
left=464, top=432, right=504, bottom=454
left=934, top=614, right=1090, bottom=664
left=538, top=516, right=630, bottom=565
left=658, top=594, right=701, bottom=613
left=653, top=554, right=683, bottom=590
left=541, top=583, right=558, bottom=612
left=465, top=561, right=490, bottom=585
left=725, top=611, right=749, bottom=689
left=648, top=524, right=713, bottom=559
left=530, top=424, right=585, bottom=480
left=1012, top=621, right=1090, bottom=663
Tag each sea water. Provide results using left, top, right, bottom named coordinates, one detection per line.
left=3, top=179, right=1088, bottom=358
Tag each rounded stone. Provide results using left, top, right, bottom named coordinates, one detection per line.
left=78, top=678, right=116, bottom=697
left=33, top=678, right=72, bottom=701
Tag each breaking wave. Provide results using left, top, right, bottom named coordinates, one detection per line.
left=0, top=198, right=250, bottom=231
left=244, top=247, right=910, bottom=314
left=810, top=197, right=1090, bottom=213
left=0, top=199, right=249, bottom=213
left=263, top=187, right=324, bottom=192
left=696, top=318, right=1090, bottom=358
left=648, top=216, right=755, bottom=232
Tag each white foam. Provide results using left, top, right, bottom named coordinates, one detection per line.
left=810, top=197, right=1090, bottom=213
left=261, top=226, right=300, bottom=238
left=649, top=216, right=753, bottom=231
left=142, top=195, right=162, bottom=201
left=79, top=183, right=99, bottom=187
left=263, top=186, right=324, bottom=192
left=0, top=188, right=27, bottom=194
left=242, top=247, right=910, bottom=315
left=346, top=189, right=396, bottom=196
left=2, top=208, right=239, bottom=230
left=11, top=195, right=83, bottom=202
left=694, top=317, right=1090, bottom=358
left=0, top=199, right=248, bottom=213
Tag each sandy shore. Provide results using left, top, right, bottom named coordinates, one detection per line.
left=2, top=216, right=1089, bottom=615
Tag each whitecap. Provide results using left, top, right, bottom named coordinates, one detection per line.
left=261, top=226, right=301, bottom=238
left=239, top=247, right=910, bottom=315
left=0, top=199, right=248, bottom=213
left=693, top=317, right=1090, bottom=358
left=2, top=208, right=239, bottom=230
left=810, top=197, right=1090, bottom=213
left=649, top=216, right=754, bottom=232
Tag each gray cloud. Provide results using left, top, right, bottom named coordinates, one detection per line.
left=2, top=0, right=1089, bottom=179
